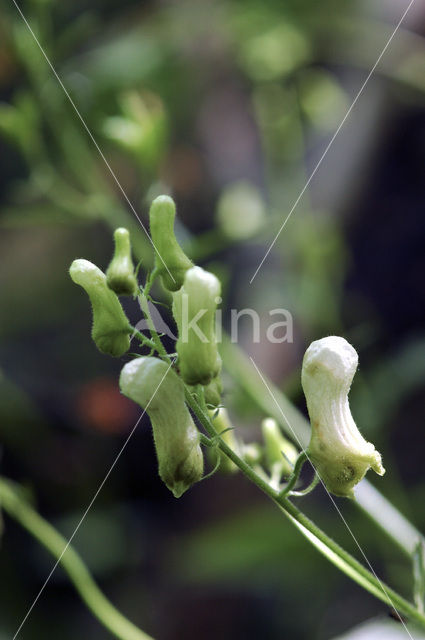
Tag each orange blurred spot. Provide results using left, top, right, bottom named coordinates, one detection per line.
left=76, top=377, right=137, bottom=434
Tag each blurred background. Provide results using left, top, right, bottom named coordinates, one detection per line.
left=0, top=0, right=425, bottom=638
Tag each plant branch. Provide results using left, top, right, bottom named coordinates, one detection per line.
left=130, top=328, right=156, bottom=353
left=133, top=291, right=425, bottom=624
left=0, top=478, right=153, bottom=640
left=183, top=390, right=425, bottom=629
left=136, top=297, right=171, bottom=365
left=127, top=228, right=425, bottom=626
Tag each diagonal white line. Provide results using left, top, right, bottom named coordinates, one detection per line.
left=13, top=358, right=175, bottom=639
left=250, top=0, right=416, bottom=284
left=10, top=0, right=175, bottom=285
left=249, top=356, right=415, bottom=640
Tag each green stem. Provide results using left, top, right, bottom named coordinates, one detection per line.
left=130, top=327, right=157, bottom=353
left=136, top=296, right=171, bottom=365
left=279, top=451, right=307, bottom=497
left=413, top=541, right=425, bottom=614
left=183, top=391, right=425, bottom=629
left=0, top=478, right=153, bottom=640
left=142, top=268, right=159, bottom=299
left=276, top=499, right=425, bottom=623
left=290, top=472, right=320, bottom=497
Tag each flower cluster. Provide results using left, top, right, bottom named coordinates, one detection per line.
left=70, top=198, right=384, bottom=500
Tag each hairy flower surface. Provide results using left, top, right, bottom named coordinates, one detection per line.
left=120, top=356, right=203, bottom=497
left=173, top=266, right=222, bottom=385
left=149, top=195, right=193, bottom=291
left=302, top=336, right=385, bottom=497
left=106, top=227, right=138, bottom=296
left=70, top=259, right=131, bottom=357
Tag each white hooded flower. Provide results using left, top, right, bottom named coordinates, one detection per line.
left=302, top=336, right=385, bottom=498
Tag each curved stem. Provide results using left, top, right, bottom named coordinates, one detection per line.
left=0, top=478, right=153, bottom=640
left=183, top=392, right=425, bottom=629
left=279, top=451, right=307, bottom=497
left=290, top=472, right=320, bottom=497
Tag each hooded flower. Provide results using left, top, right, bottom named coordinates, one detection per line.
left=302, top=336, right=384, bottom=497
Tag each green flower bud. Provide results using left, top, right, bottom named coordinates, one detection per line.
left=216, top=181, right=265, bottom=241
left=241, top=442, right=263, bottom=467
left=106, top=227, right=138, bottom=296
left=261, top=418, right=298, bottom=477
left=172, top=266, right=222, bottom=385
left=209, top=407, right=239, bottom=473
left=302, top=336, right=385, bottom=498
left=149, top=195, right=193, bottom=291
left=203, top=374, right=223, bottom=407
left=69, top=259, right=131, bottom=357
left=120, top=357, right=203, bottom=498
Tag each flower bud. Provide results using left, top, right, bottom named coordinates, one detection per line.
left=120, top=357, right=203, bottom=498
left=149, top=195, right=193, bottom=291
left=302, top=336, right=385, bottom=498
left=172, top=266, right=222, bottom=385
left=241, top=442, right=262, bottom=466
left=106, top=228, right=138, bottom=296
left=209, top=407, right=239, bottom=473
left=69, top=259, right=131, bottom=357
left=261, top=417, right=298, bottom=477
left=216, top=181, right=265, bottom=240
left=203, top=375, right=222, bottom=407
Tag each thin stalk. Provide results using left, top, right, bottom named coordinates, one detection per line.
left=142, top=268, right=159, bottom=299
left=136, top=297, right=171, bottom=365
left=279, top=451, right=307, bottom=497
left=290, top=473, right=320, bottom=497
left=130, top=328, right=156, bottom=353
left=0, top=478, right=153, bottom=640
left=275, top=499, right=425, bottom=624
